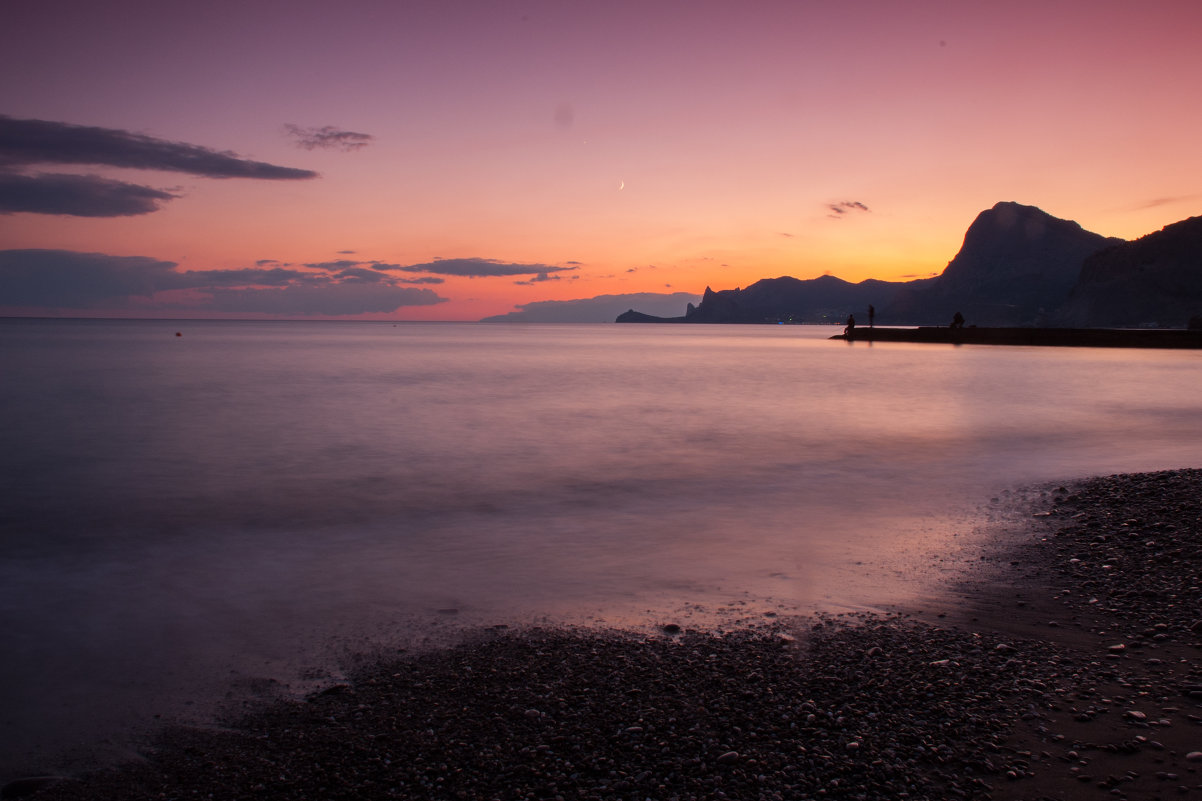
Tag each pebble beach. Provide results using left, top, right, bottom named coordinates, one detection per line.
left=9, top=469, right=1202, bottom=801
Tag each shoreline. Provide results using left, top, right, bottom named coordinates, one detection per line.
left=12, top=469, right=1202, bottom=800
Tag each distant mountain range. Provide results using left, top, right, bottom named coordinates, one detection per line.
left=617, top=202, right=1202, bottom=328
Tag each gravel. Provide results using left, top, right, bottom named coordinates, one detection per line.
left=10, top=468, right=1202, bottom=801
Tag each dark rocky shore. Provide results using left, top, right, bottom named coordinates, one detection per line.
left=10, top=469, right=1202, bottom=801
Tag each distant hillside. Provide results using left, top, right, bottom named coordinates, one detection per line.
left=674, top=275, right=910, bottom=324
left=1054, top=216, right=1202, bottom=328
left=617, top=202, right=1185, bottom=327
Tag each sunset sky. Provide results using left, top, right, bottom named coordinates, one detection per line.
left=2, top=0, right=1200, bottom=320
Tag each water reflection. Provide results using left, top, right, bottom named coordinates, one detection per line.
left=1, top=320, right=1200, bottom=775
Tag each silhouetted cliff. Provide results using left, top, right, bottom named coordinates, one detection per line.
left=882, top=202, right=1121, bottom=325
left=616, top=201, right=1181, bottom=327
left=681, top=275, right=908, bottom=324
left=1054, top=216, right=1202, bottom=328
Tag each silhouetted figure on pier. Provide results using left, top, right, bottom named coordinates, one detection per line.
left=868, top=304, right=875, bottom=328
left=951, top=311, right=965, bottom=329
left=844, top=314, right=856, bottom=336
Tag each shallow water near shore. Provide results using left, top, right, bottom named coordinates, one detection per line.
left=2, top=319, right=1201, bottom=776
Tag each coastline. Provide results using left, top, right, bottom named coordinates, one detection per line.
left=12, top=469, right=1202, bottom=801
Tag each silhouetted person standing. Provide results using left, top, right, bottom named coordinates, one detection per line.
left=951, top=311, right=965, bottom=329
left=868, top=304, right=875, bottom=328
left=844, top=314, right=856, bottom=336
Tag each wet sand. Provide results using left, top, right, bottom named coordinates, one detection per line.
left=10, top=469, right=1202, bottom=801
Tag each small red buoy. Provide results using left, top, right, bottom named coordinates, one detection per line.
left=175, top=332, right=182, bottom=337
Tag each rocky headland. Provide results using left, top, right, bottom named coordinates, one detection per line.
left=617, top=202, right=1202, bottom=329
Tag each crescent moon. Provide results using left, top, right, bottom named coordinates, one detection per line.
left=618, top=179, right=625, bottom=191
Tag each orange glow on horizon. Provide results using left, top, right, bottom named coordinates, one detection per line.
left=2, top=1, right=1199, bottom=320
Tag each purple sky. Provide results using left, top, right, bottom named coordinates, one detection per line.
left=2, top=0, right=1200, bottom=318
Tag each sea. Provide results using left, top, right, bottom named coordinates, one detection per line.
left=2, top=318, right=1201, bottom=777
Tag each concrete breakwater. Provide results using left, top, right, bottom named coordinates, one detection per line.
left=832, top=326, right=1202, bottom=349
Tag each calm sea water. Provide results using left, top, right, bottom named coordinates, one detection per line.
left=3, top=318, right=1201, bottom=775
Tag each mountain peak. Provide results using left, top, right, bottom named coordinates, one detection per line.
left=615, top=202, right=1202, bottom=327
left=941, top=202, right=1113, bottom=284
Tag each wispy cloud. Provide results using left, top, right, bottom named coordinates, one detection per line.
left=285, top=124, right=373, bottom=152
left=0, top=115, right=318, bottom=179
left=827, top=200, right=870, bottom=219
left=0, top=249, right=446, bottom=315
left=513, top=271, right=574, bottom=286
left=0, top=115, right=317, bottom=217
left=302, top=258, right=447, bottom=284
left=0, top=172, right=177, bottom=216
left=389, top=257, right=579, bottom=279
left=1129, top=194, right=1201, bottom=211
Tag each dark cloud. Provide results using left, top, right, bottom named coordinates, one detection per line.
left=333, top=267, right=390, bottom=283
left=284, top=125, right=374, bottom=152
left=392, top=258, right=579, bottom=278
left=169, top=267, right=309, bottom=287
left=0, top=171, right=177, bottom=216
left=0, top=250, right=178, bottom=307
left=0, top=115, right=317, bottom=179
left=201, top=284, right=441, bottom=316
left=304, top=259, right=363, bottom=272
left=305, top=259, right=409, bottom=273
left=513, top=272, right=562, bottom=286
left=337, top=250, right=357, bottom=254
left=827, top=200, right=870, bottom=218
left=0, top=249, right=446, bottom=315
left=302, top=259, right=444, bottom=284
left=480, top=292, right=702, bottom=323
